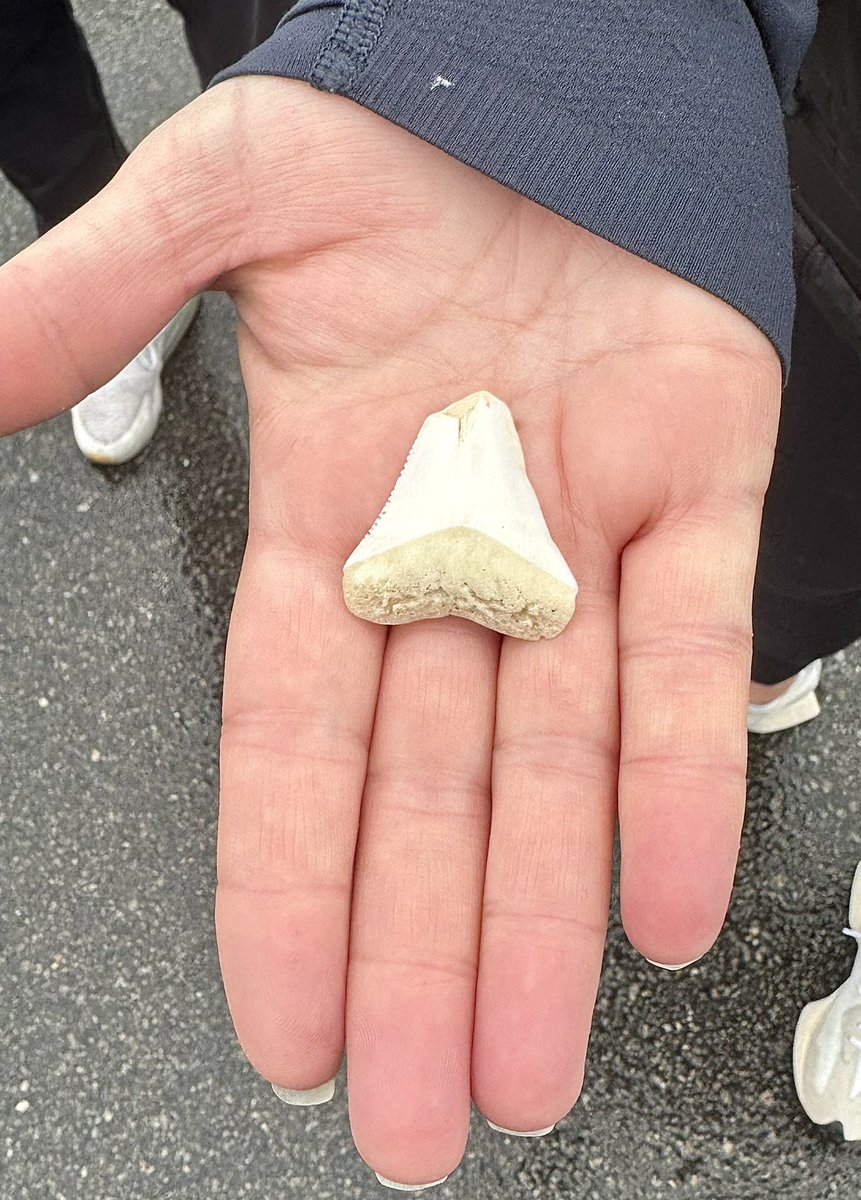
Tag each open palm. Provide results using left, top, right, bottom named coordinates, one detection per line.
left=0, top=78, right=780, bottom=1187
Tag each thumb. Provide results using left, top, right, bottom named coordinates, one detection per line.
left=0, top=89, right=242, bottom=435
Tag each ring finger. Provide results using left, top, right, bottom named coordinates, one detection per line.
left=472, top=538, right=619, bottom=1134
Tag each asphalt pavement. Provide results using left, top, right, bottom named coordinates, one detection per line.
left=2, top=3, right=860, bottom=1198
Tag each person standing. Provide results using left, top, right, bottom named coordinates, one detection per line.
left=0, top=0, right=292, bottom=463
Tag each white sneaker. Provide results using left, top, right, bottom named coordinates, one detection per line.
left=71, top=296, right=201, bottom=464
left=747, top=659, right=822, bottom=734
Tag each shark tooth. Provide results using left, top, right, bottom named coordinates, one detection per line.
left=342, top=391, right=577, bottom=640
left=793, top=860, right=861, bottom=1140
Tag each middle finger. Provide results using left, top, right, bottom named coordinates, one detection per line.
left=346, top=617, right=499, bottom=1189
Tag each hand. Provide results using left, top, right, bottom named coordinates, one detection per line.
left=0, top=78, right=780, bottom=1186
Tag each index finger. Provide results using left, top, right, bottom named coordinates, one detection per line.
left=217, top=529, right=385, bottom=1090
left=215, top=333, right=398, bottom=1088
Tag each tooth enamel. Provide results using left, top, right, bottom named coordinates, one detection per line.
left=793, top=861, right=861, bottom=1141
left=342, top=391, right=577, bottom=640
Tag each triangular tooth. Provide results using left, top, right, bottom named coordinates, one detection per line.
left=342, top=391, right=577, bottom=640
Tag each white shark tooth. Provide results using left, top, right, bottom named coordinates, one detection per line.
left=793, top=860, right=861, bottom=1140
left=342, top=391, right=577, bottom=640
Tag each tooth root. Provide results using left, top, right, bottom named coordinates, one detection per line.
left=342, top=391, right=577, bottom=640
left=343, top=525, right=577, bottom=640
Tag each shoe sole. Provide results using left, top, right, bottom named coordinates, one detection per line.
left=747, top=687, right=821, bottom=734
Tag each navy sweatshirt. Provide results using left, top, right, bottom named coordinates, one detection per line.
left=214, top=0, right=820, bottom=381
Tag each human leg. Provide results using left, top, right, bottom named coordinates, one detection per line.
left=0, top=0, right=127, bottom=233
left=752, top=272, right=861, bottom=687
left=749, top=0, right=861, bottom=723
left=166, top=0, right=295, bottom=87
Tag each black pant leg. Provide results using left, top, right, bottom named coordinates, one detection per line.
left=751, top=0, right=861, bottom=683
left=165, top=0, right=296, bottom=87
left=0, top=0, right=127, bottom=233
left=752, top=262, right=861, bottom=683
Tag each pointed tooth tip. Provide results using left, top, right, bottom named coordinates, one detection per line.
left=442, top=390, right=503, bottom=418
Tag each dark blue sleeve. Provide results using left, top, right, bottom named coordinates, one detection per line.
left=212, top=0, right=819, bottom=382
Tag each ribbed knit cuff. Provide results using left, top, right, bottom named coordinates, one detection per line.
left=213, top=0, right=813, bottom=383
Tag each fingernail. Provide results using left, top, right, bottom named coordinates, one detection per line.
left=486, top=1119, right=556, bottom=1137
left=644, top=957, right=700, bottom=972
left=375, top=1173, right=449, bottom=1191
left=271, top=1077, right=336, bottom=1106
